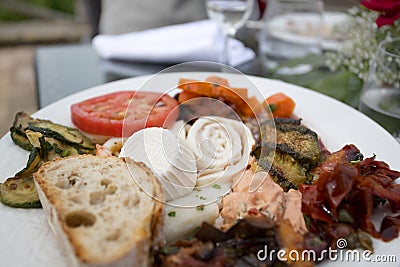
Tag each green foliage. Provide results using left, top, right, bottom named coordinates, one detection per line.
left=269, top=54, right=364, bottom=108
left=326, top=6, right=400, bottom=81
left=0, top=7, right=30, bottom=21
left=0, top=0, right=74, bottom=21
left=21, top=0, right=75, bottom=14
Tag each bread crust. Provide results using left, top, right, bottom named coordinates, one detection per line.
left=33, top=155, right=164, bottom=267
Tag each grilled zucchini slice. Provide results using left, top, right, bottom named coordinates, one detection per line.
left=25, top=131, right=93, bottom=161
left=0, top=176, right=41, bottom=208
left=10, top=112, right=37, bottom=151
left=27, top=120, right=95, bottom=150
left=10, top=112, right=95, bottom=153
left=3, top=112, right=96, bottom=209
left=15, top=147, right=42, bottom=177
left=258, top=149, right=310, bottom=191
left=10, top=111, right=37, bottom=135
left=273, top=118, right=301, bottom=126
left=10, top=131, right=33, bottom=151
left=10, top=111, right=95, bottom=154
left=260, top=118, right=322, bottom=169
left=0, top=148, right=42, bottom=208
left=256, top=118, right=321, bottom=191
left=275, top=124, right=321, bottom=169
left=41, top=137, right=92, bottom=160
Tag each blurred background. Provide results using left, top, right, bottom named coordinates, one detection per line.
left=0, top=0, right=358, bottom=136
left=0, top=0, right=91, bottom=136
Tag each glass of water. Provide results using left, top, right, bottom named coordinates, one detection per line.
left=258, top=0, right=324, bottom=73
left=206, top=0, right=254, bottom=65
left=358, top=37, right=400, bottom=141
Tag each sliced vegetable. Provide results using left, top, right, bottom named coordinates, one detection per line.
left=256, top=118, right=322, bottom=190
left=15, top=147, right=42, bottom=177
left=274, top=117, right=302, bottom=125
left=0, top=148, right=42, bottom=208
left=178, top=79, right=222, bottom=97
left=177, top=76, right=263, bottom=118
left=3, top=112, right=97, bottom=209
left=10, top=111, right=36, bottom=136
left=27, top=120, right=95, bottom=150
left=10, top=131, right=32, bottom=151
left=25, top=129, right=92, bottom=161
left=43, top=137, right=90, bottom=160
left=71, top=91, right=179, bottom=137
left=265, top=92, right=296, bottom=118
left=25, top=130, right=43, bottom=148
left=10, top=112, right=95, bottom=153
left=0, top=176, right=41, bottom=208
left=177, top=90, right=202, bottom=104
left=258, top=149, right=311, bottom=191
left=10, top=112, right=37, bottom=151
left=205, top=76, right=230, bottom=87
left=245, top=96, right=264, bottom=115
left=274, top=122, right=322, bottom=169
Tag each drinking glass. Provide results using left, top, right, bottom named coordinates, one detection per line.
left=258, top=0, right=324, bottom=73
left=206, top=0, right=255, bottom=65
left=358, top=37, right=400, bottom=141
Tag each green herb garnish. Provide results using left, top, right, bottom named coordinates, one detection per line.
left=212, top=184, right=221, bottom=189
left=167, top=211, right=176, bottom=217
left=268, top=104, right=276, bottom=113
left=196, top=205, right=205, bottom=211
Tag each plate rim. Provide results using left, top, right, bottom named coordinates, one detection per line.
left=267, top=11, right=349, bottom=50
left=0, top=71, right=399, bottom=267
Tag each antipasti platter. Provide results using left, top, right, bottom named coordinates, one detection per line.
left=0, top=72, right=399, bottom=267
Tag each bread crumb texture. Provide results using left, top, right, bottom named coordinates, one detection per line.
left=34, top=155, right=159, bottom=265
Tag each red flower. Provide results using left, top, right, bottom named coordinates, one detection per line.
left=361, top=0, right=400, bottom=27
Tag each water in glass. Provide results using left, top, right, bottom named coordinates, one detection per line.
left=206, top=0, right=254, bottom=65
left=207, top=0, right=252, bottom=35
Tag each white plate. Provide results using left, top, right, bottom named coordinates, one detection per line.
left=268, top=11, right=349, bottom=51
left=0, top=72, right=399, bottom=266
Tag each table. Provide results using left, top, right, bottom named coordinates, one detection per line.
left=34, top=41, right=365, bottom=111
left=35, top=43, right=263, bottom=108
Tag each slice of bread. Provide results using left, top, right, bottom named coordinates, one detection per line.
left=33, top=155, right=164, bottom=267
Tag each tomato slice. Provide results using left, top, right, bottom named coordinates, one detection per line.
left=71, top=91, right=179, bottom=137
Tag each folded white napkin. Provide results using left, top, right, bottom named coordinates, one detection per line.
left=92, top=20, right=255, bottom=67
